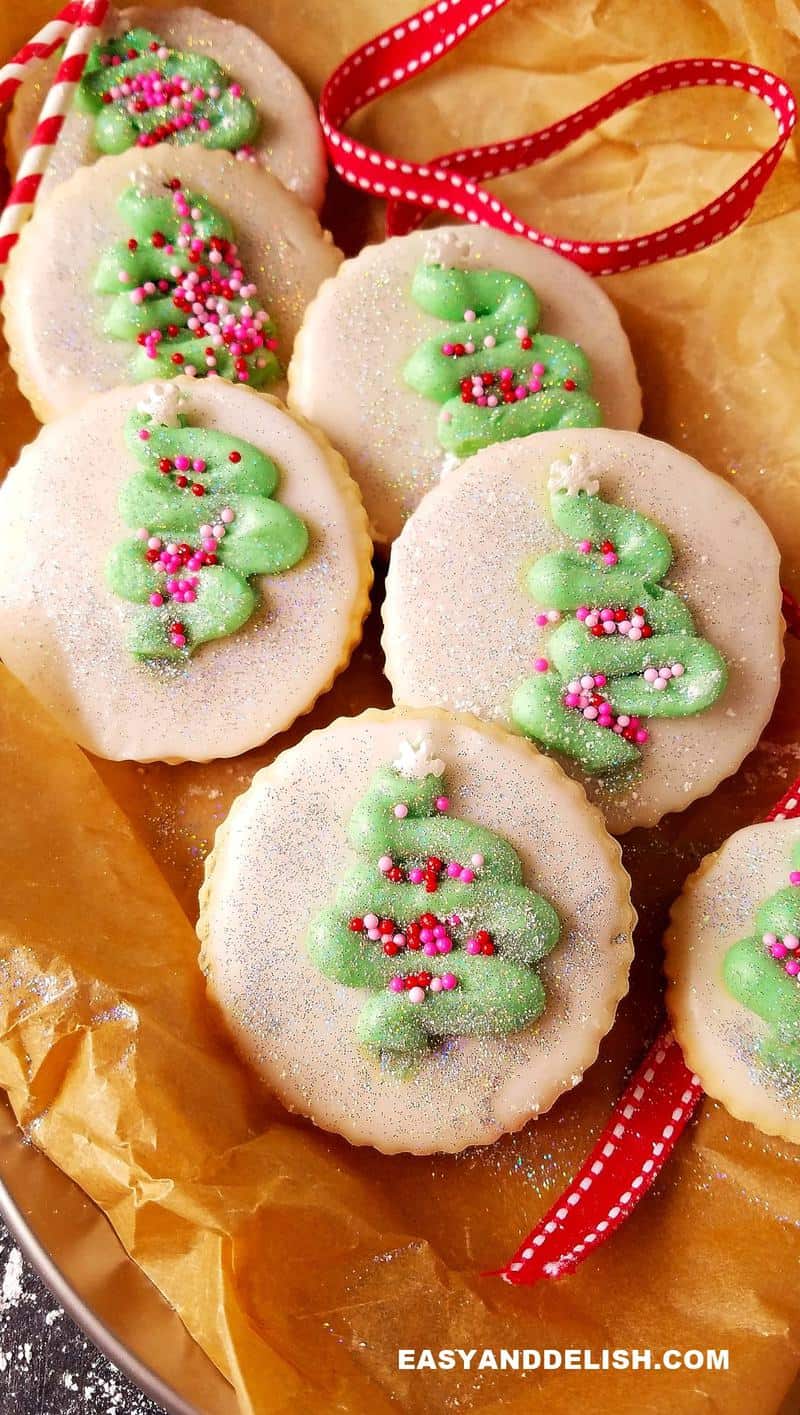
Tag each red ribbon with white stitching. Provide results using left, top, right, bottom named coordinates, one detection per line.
left=495, top=595, right=800, bottom=1284
left=320, top=0, right=796, bottom=276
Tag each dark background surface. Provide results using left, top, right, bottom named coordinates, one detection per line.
left=0, top=1217, right=165, bottom=1415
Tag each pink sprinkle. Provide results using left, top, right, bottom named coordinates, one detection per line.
left=578, top=540, right=592, bottom=554
left=447, top=862, right=461, bottom=878
left=790, top=871, right=800, bottom=885
left=533, top=657, right=549, bottom=673
left=149, top=592, right=164, bottom=607
left=409, top=868, right=424, bottom=884
left=138, top=428, right=150, bottom=440
left=441, top=973, right=458, bottom=991
left=435, top=795, right=449, bottom=812
left=389, top=977, right=404, bottom=993
left=603, top=552, right=619, bottom=566
left=459, top=868, right=475, bottom=883
left=393, top=803, right=409, bottom=819
left=378, top=855, right=393, bottom=872
left=787, top=959, right=800, bottom=976
left=466, top=939, right=480, bottom=955
left=535, top=612, right=549, bottom=626
left=576, top=606, right=590, bottom=620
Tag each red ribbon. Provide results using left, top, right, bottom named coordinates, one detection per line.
left=320, top=0, right=797, bottom=276
left=496, top=594, right=800, bottom=1284
left=321, top=6, right=800, bottom=1279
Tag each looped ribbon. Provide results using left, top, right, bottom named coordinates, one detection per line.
left=321, top=0, right=800, bottom=1282
left=320, top=0, right=797, bottom=276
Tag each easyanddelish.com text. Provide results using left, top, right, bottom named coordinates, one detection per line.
left=397, top=1348, right=729, bottom=1372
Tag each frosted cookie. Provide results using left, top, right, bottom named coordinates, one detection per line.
left=383, top=429, right=783, bottom=834
left=666, top=818, right=800, bottom=1142
left=2, top=145, right=341, bottom=422
left=6, top=6, right=326, bottom=209
left=0, top=377, right=371, bottom=762
left=198, top=707, right=635, bottom=1153
left=287, top=226, right=641, bottom=544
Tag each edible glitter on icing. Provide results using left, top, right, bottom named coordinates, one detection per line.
left=423, top=230, right=471, bottom=267
left=403, top=265, right=600, bottom=458
left=94, top=177, right=280, bottom=386
left=306, top=746, right=561, bottom=1071
left=106, top=396, right=308, bottom=658
left=76, top=27, right=260, bottom=160
left=511, top=459, right=728, bottom=774
left=723, top=838, right=800, bottom=1071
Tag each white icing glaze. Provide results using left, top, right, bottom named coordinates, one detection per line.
left=199, top=708, right=635, bottom=1153
left=0, top=378, right=372, bottom=762
left=6, top=6, right=327, bottom=209
left=2, top=145, right=342, bottom=423
left=666, top=819, right=800, bottom=1143
left=287, top=226, right=642, bottom=544
left=382, top=428, right=784, bottom=834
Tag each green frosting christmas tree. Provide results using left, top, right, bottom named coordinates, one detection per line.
left=106, top=383, right=308, bottom=659
left=306, top=737, right=561, bottom=1072
left=94, top=176, right=280, bottom=387
left=402, top=240, right=600, bottom=459
left=724, top=839, right=800, bottom=1071
left=76, top=27, right=259, bottom=156
left=511, top=452, right=727, bottom=775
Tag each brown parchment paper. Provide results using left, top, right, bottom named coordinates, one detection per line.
left=3, top=1, right=800, bottom=1412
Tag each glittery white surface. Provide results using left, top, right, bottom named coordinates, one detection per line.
left=288, top=225, right=642, bottom=543
left=3, top=144, right=341, bottom=421
left=383, top=427, right=784, bottom=834
left=200, top=709, right=634, bottom=1154
left=0, top=378, right=370, bottom=762
left=668, top=818, right=800, bottom=1140
left=8, top=5, right=327, bottom=208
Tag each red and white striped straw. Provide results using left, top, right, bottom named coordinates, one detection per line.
left=0, top=0, right=109, bottom=288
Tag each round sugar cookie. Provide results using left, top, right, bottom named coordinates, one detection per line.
left=666, top=818, right=800, bottom=1143
left=0, top=377, right=372, bottom=762
left=2, top=145, right=341, bottom=423
left=198, top=707, right=635, bottom=1154
left=287, top=226, right=641, bottom=544
left=383, top=428, right=783, bottom=834
left=6, top=6, right=326, bottom=209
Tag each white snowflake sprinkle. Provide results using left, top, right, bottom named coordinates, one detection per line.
left=393, top=737, right=446, bottom=780
left=547, top=451, right=601, bottom=497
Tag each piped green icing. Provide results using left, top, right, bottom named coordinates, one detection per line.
left=724, top=840, right=800, bottom=1072
left=511, top=455, right=727, bottom=775
left=306, top=741, right=560, bottom=1073
left=106, top=389, right=308, bottom=659
left=76, top=28, right=259, bottom=156
left=94, top=178, right=280, bottom=386
left=402, top=261, right=600, bottom=458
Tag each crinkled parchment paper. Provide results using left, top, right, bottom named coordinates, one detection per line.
left=2, top=1, right=800, bottom=1412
